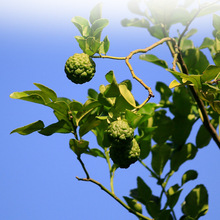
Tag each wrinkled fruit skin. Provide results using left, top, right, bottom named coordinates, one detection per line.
left=106, top=119, right=134, bottom=144
left=110, top=139, right=140, bottom=168
left=65, top=53, right=96, bottom=84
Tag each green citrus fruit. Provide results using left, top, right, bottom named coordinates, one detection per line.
left=65, top=53, right=96, bottom=84
left=106, top=119, right=134, bottom=144
left=110, top=138, right=140, bottom=168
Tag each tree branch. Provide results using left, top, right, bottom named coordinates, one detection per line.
left=76, top=176, right=152, bottom=220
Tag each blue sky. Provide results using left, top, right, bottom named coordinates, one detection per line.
left=1, top=0, right=220, bottom=219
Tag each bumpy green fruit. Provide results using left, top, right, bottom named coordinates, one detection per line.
left=110, top=139, right=140, bottom=168
left=64, top=53, right=96, bottom=84
left=106, top=119, right=134, bottom=144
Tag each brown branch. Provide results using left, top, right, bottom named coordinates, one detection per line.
left=177, top=52, right=220, bottom=149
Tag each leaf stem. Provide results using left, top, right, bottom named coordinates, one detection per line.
left=138, top=159, right=159, bottom=180
left=76, top=176, right=152, bottom=220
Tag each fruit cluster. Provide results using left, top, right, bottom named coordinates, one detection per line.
left=106, top=119, right=140, bottom=168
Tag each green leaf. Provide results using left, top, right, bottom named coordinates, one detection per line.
left=155, top=82, right=172, bottom=106
left=88, top=88, right=98, bottom=100
left=200, top=37, right=215, bottom=50
left=125, top=110, right=147, bottom=128
left=213, top=52, right=220, bottom=66
left=167, top=184, right=183, bottom=208
left=69, top=100, right=83, bottom=112
left=168, top=70, right=202, bottom=90
left=172, top=116, right=195, bottom=146
left=91, top=18, right=109, bottom=40
left=38, top=120, right=71, bottom=136
left=169, top=79, right=182, bottom=89
left=182, top=49, right=209, bottom=75
left=182, top=185, right=208, bottom=219
left=148, top=25, right=164, bottom=39
left=137, top=177, right=152, bottom=203
left=179, top=39, right=194, bottom=51
left=10, top=91, right=47, bottom=105
left=69, top=139, right=89, bottom=156
left=33, top=83, right=57, bottom=101
left=119, top=84, right=136, bottom=107
left=151, top=143, right=171, bottom=176
left=123, top=197, right=142, bottom=214
left=182, top=170, right=198, bottom=186
left=137, top=103, right=157, bottom=116
left=156, top=210, right=173, bottom=220
left=79, top=115, right=101, bottom=138
left=71, top=16, right=91, bottom=37
left=213, top=14, right=220, bottom=31
left=99, top=35, right=110, bottom=55
left=153, top=110, right=173, bottom=144
left=171, top=143, right=197, bottom=172
left=85, top=148, right=106, bottom=158
left=10, top=120, right=44, bottom=135
left=140, top=54, right=168, bottom=68
left=105, top=70, right=117, bottom=84
left=47, top=101, right=69, bottom=116
left=89, top=3, right=102, bottom=24
left=201, top=65, right=220, bottom=83
left=136, top=134, right=152, bottom=160
left=196, top=123, right=212, bottom=148
left=121, top=18, right=149, bottom=28
left=146, top=195, right=161, bottom=218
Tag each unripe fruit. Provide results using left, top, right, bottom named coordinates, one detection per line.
left=106, top=119, right=134, bottom=144
left=110, top=138, right=140, bottom=168
left=65, top=53, right=96, bottom=84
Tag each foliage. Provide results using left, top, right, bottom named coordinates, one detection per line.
left=10, top=1, right=220, bottom=220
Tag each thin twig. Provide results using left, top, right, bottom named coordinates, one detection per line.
left=76, top=176, right=152, bottom=220
left=77, top=156, right=90, bottom=179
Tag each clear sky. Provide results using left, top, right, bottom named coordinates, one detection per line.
left=1, top=0, right=220, bottom=220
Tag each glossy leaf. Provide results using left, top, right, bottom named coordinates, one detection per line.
left=71, top=16, right=91, bottom=37
left=182, top=49, right=209, bottom=75
left=140, top=54, right=168, bottom=68
left=89, top=3, right=102, bottom=24
left=155, top=82, right=172, bottom=106
left=99, top=35, right=110, bottom=54
left=33, top=83, right=57, bottom=102
left=69, top=101, right=83, bottom=112
left=182, top=185, right=208, bottom=219
left=169, top=79, right=182, bottom=89
left=137, top=134, right=152, bottom=159
left=10, top=91, right=47, bottom=105
left=181, top=170, right=198, bottom=186
left=85, top=148, right=106, bottom=158
left=172, top=116, right=195, bottom=146
left=118, top=84, right=136, bottom=107
left=171, top=143, right=197, bottom=172
left=47, top=101, right=69, bottom=116
left=196, top=123, right=213, bottom=148
left=156, top=210, right=173, bottom=220
left=39, top=120, right=71, bottom=136
left=167, top=184, right=183, bottom=208
left=79, top=115, right=101, bottom=138
left=146, top=195, right=161, bottom=218
left=213, top=52, right=220, bottom=66
left=153, top=110, right=173, bottom=144
left=148, top=25, right=164, bottom=39
left=69, top=139, right=89, bottom=156
left=201, top=65, right=220, bottom=83
left=200, top=37, right=215, bottom=50
left=137, top=177, right=152, bottom=204
left=88, top=88, right=98, bottom=100
left=10, top=120, right=44, bottom=135
left=151, top=143, right=171, bottom=176
left=123, top=197, right=142, bottom=214
left=91, top=18, right=109, bottom=39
